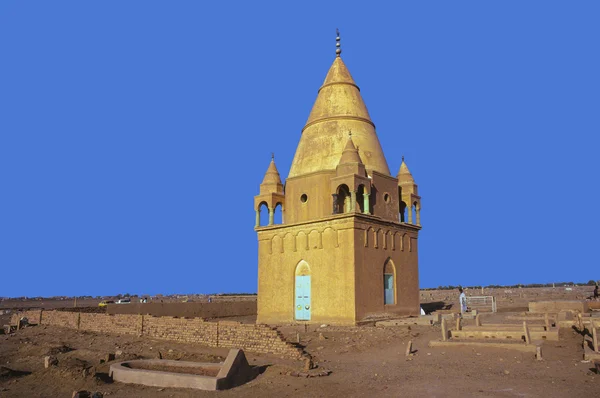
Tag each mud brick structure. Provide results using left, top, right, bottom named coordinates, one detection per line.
left=528, top=300, right=589, bottom=313
left=11, top=310, right=302, bottom=359
left=255, top=32, right=422, bottom=325
left=106, top=301, right=256, bottom=318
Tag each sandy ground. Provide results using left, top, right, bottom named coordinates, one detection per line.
left=1, top=310, right=598, bottom=397
left=1, top=288, right=598, bottom=397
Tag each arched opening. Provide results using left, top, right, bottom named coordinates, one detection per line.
left=412, top=202, right=418, bottom=225
left=336, top=184, right=351, bottom=214
left=383, top=258, right=396, bottom=305
left=258, top=202, right=269, bottom=227
left=274, top=202, right=283, bottom=224
left=400, top=201, right=407, bottom=222
left=356, top=185, right=365, bottom=213
left=294, top=261, right=311, bottom=321
left=369, top=185, right=377, bottom=215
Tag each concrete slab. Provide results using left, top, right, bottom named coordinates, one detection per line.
left=529, top=301, right=588, bottom=314
left=450, top=329, right=558, bottom=341
left=584, top=345, right=600, bottom=361
left=376, top=317, right=433, bottom=327
left=428, top=340, right=539, bottom=353
left=505, top=315, right=552, bottom=322
left=462, top=324, right=551, bottom=332
left=109, top=349, right=257, bottom=391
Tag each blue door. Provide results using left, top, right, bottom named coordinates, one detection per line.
left=384, top=274, right=394, bottom=305
left=295, top=275, right=311, bottom=320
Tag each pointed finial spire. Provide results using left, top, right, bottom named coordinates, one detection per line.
left=402, top=155, right=405, bottom=162
left=336, top=28, right=341, bottom=57
left=348, top=130, right=352, bottom=138
left=271, top=152, right=275, bottom=160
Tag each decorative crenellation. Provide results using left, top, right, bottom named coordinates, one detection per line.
left=267, top=226, right=339, bottom=254
left=363, top=227, right=415, bottom=251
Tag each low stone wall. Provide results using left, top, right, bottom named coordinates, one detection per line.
left=11, top=309, right=43, bottom=324
left=529, top=300, right=589, bottom=313
left=10, top=310, right=301, bottom=359
left=589, top=301, right=600, bottom=310
left=106, top=301, right=257, bottom=319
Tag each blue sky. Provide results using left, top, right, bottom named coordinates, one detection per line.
left=1, top=1, right=598, bottom=297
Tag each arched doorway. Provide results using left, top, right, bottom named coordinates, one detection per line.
left=383, top=258, right=396, bottom=305
left=295, top=261, right=311, bottom=320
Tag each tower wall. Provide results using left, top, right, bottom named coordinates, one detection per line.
left=256, top=216, right=357, bottom=325
left=284, top=171, right=334, bottom=224
left=256, top=214, right=420, bottom=324
left=353, top=218, right=420, bottom=320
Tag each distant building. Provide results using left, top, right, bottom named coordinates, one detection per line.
left=254, top=33, right=422, bottom=325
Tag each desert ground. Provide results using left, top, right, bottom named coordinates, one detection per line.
left=1, top=286, right=598, bottom=397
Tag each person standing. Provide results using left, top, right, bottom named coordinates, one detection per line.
left=459, top=287, right=467, bottom=315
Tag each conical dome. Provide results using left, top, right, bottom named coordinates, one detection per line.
left=288, top=57, right=390, bottom=178
left=339, top=136, right=364, bottom=165
left=397, top=158, right=415, bottom=184
left=260, top=158, right=284, bottom=195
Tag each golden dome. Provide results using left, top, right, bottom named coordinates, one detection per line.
left=288, top=57, right=391, bottom=178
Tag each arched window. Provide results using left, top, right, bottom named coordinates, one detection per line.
left=412, top=201, right=418, bottom=225
left=383, top=258, right=396, bottom=305
left=356, top=185, right=365, bottom=214
left=274, top=202, right=283, bottom=224
left=258, top=202, right=269, bottom=227
left=400, top=201, right=407, bottom=222
left=336, top=184, right=351, bottom=214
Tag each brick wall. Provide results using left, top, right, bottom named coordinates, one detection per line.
left=106, top=301, right=256, bottom=318
left=42, top=310, right=79, bottom=329
left=144, top=316, right=218, bottom=346
left=11, top=310, right=302, bottom=359
left=10, top=310, right=42, bottom=325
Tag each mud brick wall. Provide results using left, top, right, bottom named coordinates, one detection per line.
left=11, top=310, right=303, bottom=359
left=79, top=313, right=142, bottom=335
left=143, top=316, right=218, bottom=346
left=10, top=310, right=42, bottom=325
left=107, top=301, right=257, bottom=319
left=529, top=300, right=589, bottom=313
left=217, top=321, right=302, bottom=357
left=42, top=310, right=80, bottom=329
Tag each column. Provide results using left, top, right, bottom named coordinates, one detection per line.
left=332, top=194, right=338, bottom=214
left=268, top=208, right=274, bottom=225
left=363, top=192, right=370, bottom=214
left=416, top=206, right=421, bottom=226
left=350, top=191, right=356, bottom=212
left=408, top=204, right=413, bottom=224
left=255, top=210, right=260, bottom=228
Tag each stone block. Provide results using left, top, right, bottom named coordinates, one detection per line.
left=529, top=301, right=588, bottom=314
left=44, top=356, right=58, bottom=368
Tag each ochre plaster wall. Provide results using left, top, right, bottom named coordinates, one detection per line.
left=257, top=214, right=420, bottom=325
left=284, top=171, right=334, bottom=224
left=370, top=172, right=402, bottom=223
left=354, top=219, right=420, bottom=319
left=257, top=216, right=357, bottom=325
